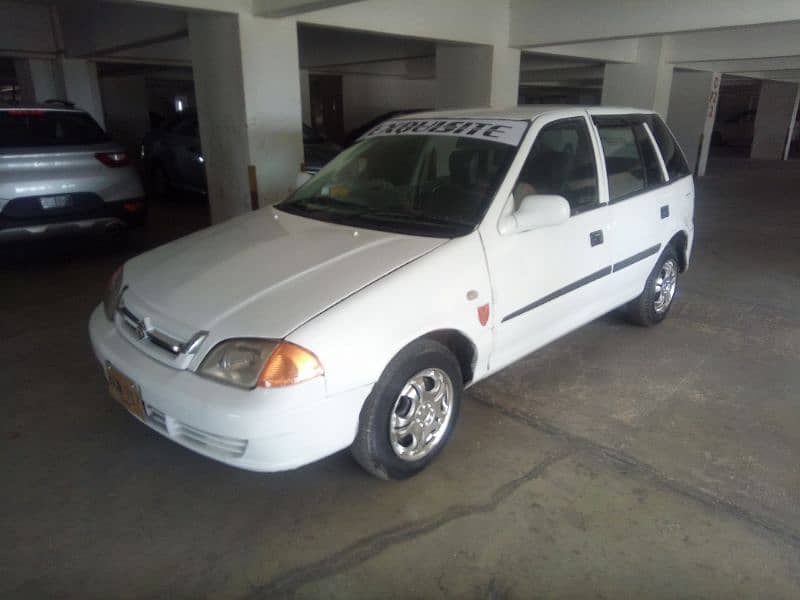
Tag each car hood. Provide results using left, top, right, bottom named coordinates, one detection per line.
left=123, top=208, right=447, bottom=338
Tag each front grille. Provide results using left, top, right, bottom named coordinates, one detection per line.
left=146, top=405, right=248, bottom=458
left=117, top=303, right=207, bottom=362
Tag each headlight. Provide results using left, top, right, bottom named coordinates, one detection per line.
left=103, top=266, right=124, bottom=321
left=198, top=339, right=323, bottom=390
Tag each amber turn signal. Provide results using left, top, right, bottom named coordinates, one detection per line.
left=257, top=342, right=324, bottom=388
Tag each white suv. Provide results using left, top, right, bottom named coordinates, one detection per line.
left=0, top=104, right=145, bottom=242
left=89, top=106, right=693, bottom=480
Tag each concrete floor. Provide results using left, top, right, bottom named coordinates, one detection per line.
left=2, top=160, right=799, bottom=598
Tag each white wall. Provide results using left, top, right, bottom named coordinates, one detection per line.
left=342, top=75, right=435, bottom=131
left=751, top=80, right=800, bottom=159
left=666, top=70, right=716, bottom=173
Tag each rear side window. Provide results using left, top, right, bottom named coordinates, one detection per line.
left=0, top=110, right=109, bottom=147
left=633, top=123, right=665, bottom=186
left=647, top=115, right=690, bottom=179
left=596, top=125, right=645, bottom=202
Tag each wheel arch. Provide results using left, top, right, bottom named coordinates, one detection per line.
left=417, top=329, right=478, bottom=385
left=668, top=230, right=690, bottom=272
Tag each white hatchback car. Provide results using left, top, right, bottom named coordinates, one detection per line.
left=90, top=106, right=694, bottom=479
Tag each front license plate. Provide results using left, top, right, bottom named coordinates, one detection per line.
left=40, top=195, right=71, bottom=210
left=106, top=363, right=146, bottom=420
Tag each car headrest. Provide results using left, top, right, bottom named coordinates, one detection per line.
left=449, top=149, right=482, bottom=186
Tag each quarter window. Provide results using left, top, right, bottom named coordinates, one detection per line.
left=633, top=124, right=665, bottom=187
left=513, top=118, right=599, bottom=215
left=647, top=115, right=691, bottom=179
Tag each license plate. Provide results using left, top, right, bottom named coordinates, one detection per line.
left=40, top=195, right=71, bottom=210
left=106, top=363, right=146, bottom=420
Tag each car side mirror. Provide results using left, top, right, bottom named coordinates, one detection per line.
left=295, top=170, right=313, bottom=190
left=499, top=194, right=570, bottom=234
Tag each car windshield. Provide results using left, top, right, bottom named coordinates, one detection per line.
left=277, top=121, right=525, bottom=237
left=0, top=110, right=110, bottom=147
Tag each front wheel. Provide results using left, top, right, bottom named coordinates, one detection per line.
left=626, top=246, right=680, bottom=326
left=351, top=339, right=463, bottom=480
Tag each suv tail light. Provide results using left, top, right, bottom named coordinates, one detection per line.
left=95, top=152, right=130, bottom=168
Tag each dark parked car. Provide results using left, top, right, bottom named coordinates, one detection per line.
left=140, top=112, right=340, bottom=198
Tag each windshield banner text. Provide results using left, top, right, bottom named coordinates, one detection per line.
left=360, top=118, right=528, bottom=147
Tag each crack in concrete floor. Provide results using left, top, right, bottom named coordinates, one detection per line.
left=244, top=391, right=800, bottom=598
left=245, top=447, right=574, bottom=598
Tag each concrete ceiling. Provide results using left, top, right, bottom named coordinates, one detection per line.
left=3, top=0, right=800, bottom=85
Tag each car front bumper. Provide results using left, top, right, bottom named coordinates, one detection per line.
left=88, top=306, right=371, bottom=472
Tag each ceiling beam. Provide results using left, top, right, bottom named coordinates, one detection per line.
left=255, top=0, right=365, bottom=17
left=511, top=0, right=800, bottom=47
left=667, top=22, right=800, bottom=63
left=730, top=69, right=800, bottom=82
left=519, top=65, right=604, bottom=82
left=522, top=39, right=638, bottom=64
left=676, top=56, right=800, bottom=73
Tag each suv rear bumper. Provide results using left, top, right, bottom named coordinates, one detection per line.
left=0, top=197, right=146, bottom=242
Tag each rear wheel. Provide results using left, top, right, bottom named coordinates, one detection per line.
left=626, top=246, right=679, bottom=326
left=351, top=339, right=463, bottom=480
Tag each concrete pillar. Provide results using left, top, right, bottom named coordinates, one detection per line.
left=59, top=59, right=105, bottom=127
left=299, top=69, right=311, bottom=127
left=189, top=13, right=303, bottom=223
left=666, top=70, right=721, bottom=176
left=435, top=43, right=520, bottom=109
left=13, top=59, right=64, bottom=104
left=751, top=80, right=800, bottom=160
left=602, top=37, right=673, bottom=116
left=490, top=46, right=521, bottom=108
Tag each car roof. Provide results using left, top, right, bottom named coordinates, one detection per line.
left=400, top=105, right=658, bottom=122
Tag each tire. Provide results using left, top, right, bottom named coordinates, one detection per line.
left=351, top=339, right=463, bottom=480
left=626, top=246, right=680, bottom=327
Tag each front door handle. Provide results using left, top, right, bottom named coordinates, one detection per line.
left=590, top=230, right=604, bottom=246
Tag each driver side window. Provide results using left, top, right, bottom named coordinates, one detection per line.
left=513, top=117, right=599, bottom=215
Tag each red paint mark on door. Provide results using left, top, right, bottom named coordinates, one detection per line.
left=477, top=303, right=490, bottom=326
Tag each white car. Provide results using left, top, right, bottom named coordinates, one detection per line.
left=89, top=106, right=694, bottom=479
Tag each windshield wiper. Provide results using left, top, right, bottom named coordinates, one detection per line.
left=291, top=195, right=368, bottom=213
left=362, top=210, right=473, bottom=228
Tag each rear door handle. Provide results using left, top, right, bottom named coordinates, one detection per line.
left=590, top=230, right=604, bottom=246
